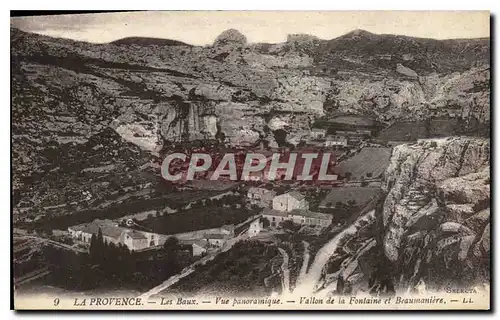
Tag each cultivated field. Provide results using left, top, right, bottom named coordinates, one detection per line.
left=319, top=186, right=380, bottom=208
left=336, top=147, right=392, bottom=180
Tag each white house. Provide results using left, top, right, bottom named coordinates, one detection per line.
left=205, top=233, right=228, bottom=247
left=272, top=191, right=309, bottom=212
left=262, top=208, right=290, bottom=228
left=288, top=209, right=333, bottom=228
left=122, top=230, right=149, bottom=251
left=71, top=219, right=157, bottom=251
left=192, top=240, right=208, bottom=256
left=310, top=128, right=326, bottom=139
left=247, top=187, right=277, bottom=208
left=248, top=219, right=263, bottom=237
left=325, top=135, right=348, bottom=147
left=262, top=207, right=332, bottom=229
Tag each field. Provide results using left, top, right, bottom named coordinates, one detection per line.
left=319, top=186, right=381, bottom=209
left=313, top=117, right=384, bottom=136
left=137, top=204, right=252, bottom=235
left=335, top=147, right=392, bottom=180
left=24, top=188, right=224, bottom=231
left=374, top=118, right=488, bottom=142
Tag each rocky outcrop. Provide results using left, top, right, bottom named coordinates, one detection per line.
left=381, top=137, right=490, bottom=291
left=396, top=63, right=418, bottom=78
left=213, top=29, right=247, bottom=47
left=10, top=27, right=490, bottom=221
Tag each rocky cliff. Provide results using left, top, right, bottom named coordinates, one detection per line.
left=11, top=27, right=490, bottom=221
left=381, top=137, right=490, bottom=291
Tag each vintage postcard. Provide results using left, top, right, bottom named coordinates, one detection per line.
left=11, top=11, right=490, bottom=310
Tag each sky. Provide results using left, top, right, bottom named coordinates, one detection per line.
left=10, top=11, right=490, bottom=45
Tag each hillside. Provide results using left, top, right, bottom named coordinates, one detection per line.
left=11, top=27, right=490, bottom=222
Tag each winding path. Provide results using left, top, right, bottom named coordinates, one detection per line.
left=277, top=248, right=290, bottom=295
left=139, top=232, right=249, bottom=300
left=297, top=241, right=310, bottom=287
left=293, top=210, right=376, bottom=295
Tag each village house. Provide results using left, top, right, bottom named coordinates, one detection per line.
left=122, top=230, right=149, bottom=251
left=192, top=239, right=208, bottom=256
left=325, top=135, right=348, bottom=147
left=67, top=224, right=87, bottom=239
left=262, top=208, right=289, bottom=227
left=288, top=209, right=333, bottom=227
left=69, top=219, right=153, bottom=251
left=248, top=219, right=263, bottom=238
left=335, top=130, right=372, bottom=145
left=220, top=224, right=235, bottom=236
left=272, top=191, right=309, bottom=212
left=262, top=208, right=332, bottom=228
left=205, top=233, right=229, bottom=247
left=247, top=187, right=277, bottom=208
left=310, top=128, right=326, bottom=140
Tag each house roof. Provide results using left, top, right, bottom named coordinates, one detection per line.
left=126, top=230, right=147, bottom=240
left=286, top=191, right=306, bottom=201
left=81, top=220, right=126, bottom=240
left=81, top=222, right=101, bottom=235
left=262, top=207, right=289, bottom=217
left=102, top=226, right=126, bottom=239
left=193, top=239, right=208, bottom=248
left=289, top=209, right=333, bottom=221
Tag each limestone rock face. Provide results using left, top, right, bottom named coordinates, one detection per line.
left=381, top=137, right=490, bottom=291
left=10, top=27, right=490, bottom=222
left=396, top=63, right=418, bottom=78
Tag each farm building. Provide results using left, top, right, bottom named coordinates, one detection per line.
left=205, top=233, right=228, bottom=247
left=71, top=219, right=151, bottom=251
left=248, top=219, right=263, bottom=237
left=272, top=191, right=309, bottom=212
left=319, top=186, right=380, bottom=209
left=288, top=209, right=333, bottom=227
left=325, top=135, right=348, bottom=147
left=247, top=187, right=277, bottom=208
left=192, top=240, right=208, bottom=256
left=310, top=128, right=327, bottom=139
left=262, top=208, right=289, bottom=227
left=262, top=208, right=332, bottom=228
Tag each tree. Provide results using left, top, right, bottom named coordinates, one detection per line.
left=90, top=228, right=104, bottom=264
left=261, top=217, right=270, bottom=228
left=280, top=220, right=299, bottom=232
left=163, top=237, right=179, bottom=251
left=345, top=172, right=352, bottom=180
left=89, top=233, right=98, bottom=262
left=366, top=172, right=373, bottom=178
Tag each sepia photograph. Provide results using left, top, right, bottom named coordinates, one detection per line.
left=10, top=10, right=491, bottom=310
